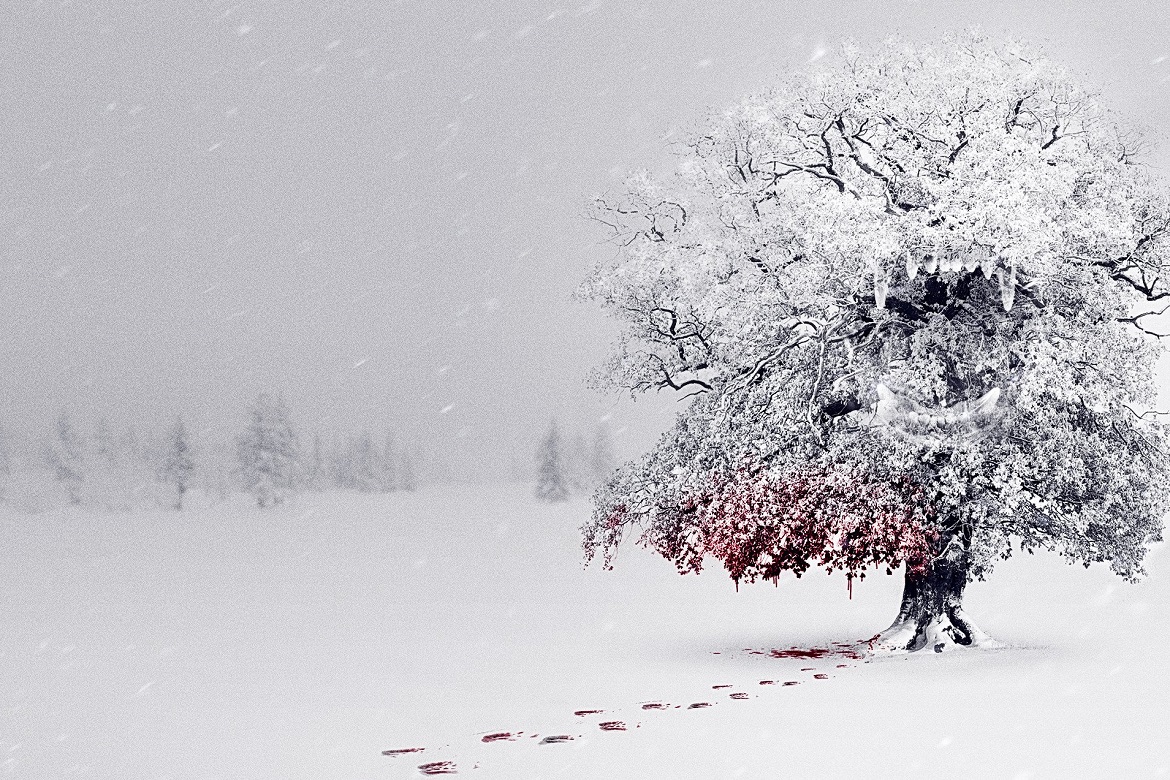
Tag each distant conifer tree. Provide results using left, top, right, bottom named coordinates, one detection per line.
left=158, top=416, right=195, bottom=510
left=534, top=419, right=569, bottom=502
left=236, top=393, right=300, bottom=508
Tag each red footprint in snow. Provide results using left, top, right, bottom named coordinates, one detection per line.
left=573, top=709, right=604, bottom=717
left=481, top=732, right=519, bottom=743
left=598, top=721, right=627, bottom=731
left=540, top=735, right=575, bottom=744
left=418, top=761, right=457, bottom=775
left=640, top=702, right=669, bottom=710
left=382, top=747, right=425, bottom=757
left=688, top=702, right=712, bottom=709
left=729, top=692, right=750, bottom=700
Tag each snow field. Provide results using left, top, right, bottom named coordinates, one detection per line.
left=1, top=484, right=1166, bottom=779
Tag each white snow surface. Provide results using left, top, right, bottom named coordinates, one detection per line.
left=1, top=484, right=1167, bottom=779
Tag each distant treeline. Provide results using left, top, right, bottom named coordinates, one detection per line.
left=0, top=393, right=424, bottom=511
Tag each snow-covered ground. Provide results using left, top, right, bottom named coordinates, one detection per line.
left=2, top=484, right=1166, bottom=779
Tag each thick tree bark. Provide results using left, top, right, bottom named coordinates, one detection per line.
left=873, top=526, right=997, bottom=652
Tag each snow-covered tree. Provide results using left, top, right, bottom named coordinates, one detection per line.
left=535, top=419, right=569, bottom=502
left=236, top=393, right=300, bottom=508
left=158, top=416, right=195, bottom=510
left=48, top=411, right=84, bottom=505
left=580, top=35, right=1170, bottom=652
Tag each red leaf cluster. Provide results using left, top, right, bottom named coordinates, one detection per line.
left=641, top=465, right=935, bottom=584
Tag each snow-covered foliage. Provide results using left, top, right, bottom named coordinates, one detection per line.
left=580, top=35, right=1170, bottom=627
left=236, top=393, right=301, bottom=508
left=158, top=416, right=195, bottom=510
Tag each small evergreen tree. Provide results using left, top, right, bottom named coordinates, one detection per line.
left=534, top=419, right=569, bottom=502
left=236, top=393, right=300, bottom=508
left=158, top=416, right=195, bottom=510
left=48, top=411, right=84, bottom=505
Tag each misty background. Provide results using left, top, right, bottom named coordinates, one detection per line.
left=3, top=0, right=1169, bottom=482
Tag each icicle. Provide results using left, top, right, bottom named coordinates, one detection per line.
left=905, top=254, right=919, bottom=280
left=847, top=576, right=853, bottom=600
left=873, top=271, right=888, bottom=309
left=998, top=263, right=1016, bottom=311
left=923, top=255, right=938, bottom=274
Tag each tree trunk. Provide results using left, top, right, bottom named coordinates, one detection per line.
left=872, top=526, right=997, bottom=653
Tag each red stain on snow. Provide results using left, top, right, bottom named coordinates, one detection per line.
left=729, top=692, right=750, bottom=700
left=598, top=721, right=627, bottom=731
left=418, top=761, right=457, bottom=775
left=814, top=674, right=829, bottom=680
left=480, top=732, right=519, bottom=743
left=640, top=702, right=669, bottom=710
left=573, top=710, right=604, bottom=717
left=688, top=702, right=712, bottom=709
left=759, top=680, right=776, bottom=685
left=782, top=681, right=800, bottom=686
left=381, top=748, right=425, bottom=757
left=767, top=646, right=864, bottom=661
left=712, top=684, right=732, bottom=689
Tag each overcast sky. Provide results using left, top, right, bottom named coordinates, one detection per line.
left=2, top=0, right=1168, bottom=476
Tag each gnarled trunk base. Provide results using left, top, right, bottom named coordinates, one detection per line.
left=871, top=531, right=1001, bottom=654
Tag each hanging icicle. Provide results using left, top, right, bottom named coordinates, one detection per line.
left=873, top=264, right=888, bottom=309
left=905, top=254, right=919, bottom=280
left=997, top=263, right=1017, bottom=311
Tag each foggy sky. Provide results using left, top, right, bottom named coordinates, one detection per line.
left=3, top=0, right=1169, bottom=476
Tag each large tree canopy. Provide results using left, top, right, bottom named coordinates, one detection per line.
left=579, top=35, right=1170, bottom=652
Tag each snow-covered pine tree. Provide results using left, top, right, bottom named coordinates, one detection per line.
left=350, top=430, right=381, bottom=493
left=158, top=416, right=195, bottom=510
left=236, top=393, right=300, bottom=508
left=580, top=35, right=1170, bottom=652
left=48, top=411, right=84, bottom=506
left=535, top=419, right=569, bottom=502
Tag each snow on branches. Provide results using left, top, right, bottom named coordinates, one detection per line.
left=580, top=34, right=1170, bottom=632
left=637, top=464, right=935, bottom=585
